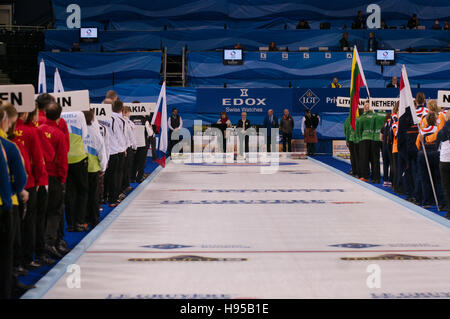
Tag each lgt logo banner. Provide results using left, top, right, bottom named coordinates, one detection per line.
left=298, top=89, right=320, bottom=110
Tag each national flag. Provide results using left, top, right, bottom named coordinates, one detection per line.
left=397, top=64, right=419, bottom=155
left=53, top=68, right=65, bottom=93
left=151, top=82, right=168, bottom=168
left=38, top=59, right=46, bottom=94
left=399, top=65, right=419, bottom=124
left=349, top=46, right=370, bottom=130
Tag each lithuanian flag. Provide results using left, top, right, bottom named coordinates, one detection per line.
left=349, top=46, right=369, bottom=130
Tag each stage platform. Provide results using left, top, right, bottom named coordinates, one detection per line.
left=23, top=156, right=450, bottom=299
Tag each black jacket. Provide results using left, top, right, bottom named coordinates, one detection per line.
left=237, top=119, right=251, bottom=130
left=436, top=120, right=450, bottom=147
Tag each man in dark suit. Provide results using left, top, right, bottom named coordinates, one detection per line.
left=367, top=32, right=378, bottom=52
left=237, top=112, right=251, bottom=154
left=263, top=109, right=278, bottom=152
left=339, top=32, right=350, bottom=51
left=353, top=10, right=365, bottom=29
left=386, top=76, right=399, bottom=88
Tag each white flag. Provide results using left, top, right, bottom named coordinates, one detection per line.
left=151, top=82, right=168, bottom=167
left=38, top=59, right=47, bottom=94
left=399, top=64, right=419, bottom=125
left=53, top=68, right=64, bottom=93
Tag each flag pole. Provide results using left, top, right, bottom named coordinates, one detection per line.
left=419, top=126, right=440, bottom=211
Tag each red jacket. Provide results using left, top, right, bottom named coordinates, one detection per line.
left=38, top=109, right=47, bottom=126
left=38, top=119, right=68, bottom=184
left=38, top=109, right=69, bottom=159
left=12, top=133, right=31, bottom=188
left=13, top=119, right=47, bottom=189
left=29, top=121, right=55, bottom=183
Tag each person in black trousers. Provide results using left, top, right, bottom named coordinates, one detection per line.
left=130, top=109, right=153, bottom=182
left=168, top=108, right=183, bottom=156
left=280, top=109, right=294, bottom=152
left=263, top=109, right=278, bottom=152
left=237, top=112, right=251, bottom=154
left=436, top=113, right=450, bottom=217
left=380, top=113, right=393, bottom=186
left=302, top=110, right=320, bottom=156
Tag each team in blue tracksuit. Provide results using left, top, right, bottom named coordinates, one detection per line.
left=0, top=134, right=27, bottom=299
left=0, top=140, right=12, bottom=210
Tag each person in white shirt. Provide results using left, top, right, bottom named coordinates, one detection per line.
left=104, top=99, right=127, bottom=207
left=168, top=108, right=183, bottom=156
left=121, top=106, right=137, bottom=193
left=129, top=101, right=153, bottom=182
left=92, top=116, right=109, bottom=207
left=82, top=110, right=107, bottom=228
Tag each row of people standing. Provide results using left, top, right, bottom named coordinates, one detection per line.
left=213, top=109, right=319, bottom=154
left=345, top=94, right=450, bottom=219
left=0, top=90, right=156, bottom=298
left=0, top=97, right=70, bottom=298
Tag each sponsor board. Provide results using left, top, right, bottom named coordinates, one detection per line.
left=0, top=84, right=35, bottom=112
left=298, top=89, right=320, bottom=110
left=341, top=254, right=450, bottom=261
left=128, top=255, right=247, bottom=262
left=332, top=140, right=350, bottom=159
left=196, top=88, right=291, bottom=114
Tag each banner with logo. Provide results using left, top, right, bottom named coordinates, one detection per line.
left=332, top=140, right=350, bottom=159
left=292, top=88, right=438, bottom=114
left=0, top=84, right=35, bottom=112
left=196, top=88, right=292, bottom=114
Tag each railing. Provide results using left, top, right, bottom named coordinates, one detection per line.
left=0, top=25, right=46, bottom=31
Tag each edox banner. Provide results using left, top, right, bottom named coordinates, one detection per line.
left=196, top=88, right=292, bottom=115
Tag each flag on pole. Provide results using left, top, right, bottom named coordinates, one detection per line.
left=399, top=64, right=419, bottom=125
left=397, top=64, right=420, bottom=156
left=53, top=68, right=65, bottom=93
left=38, top=59, right=47, bottom=94
left=151, top=82, right=168, bottom=168
left=349, top=46, right=370, bottom=130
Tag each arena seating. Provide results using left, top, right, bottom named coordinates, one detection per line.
left=0, top=29, right=45, bottom=88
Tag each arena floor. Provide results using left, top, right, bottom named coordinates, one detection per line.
left=23, top=156, right=450, bottom=299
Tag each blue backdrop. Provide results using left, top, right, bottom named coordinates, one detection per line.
left=188, top=51, right=450, bottom=88
left=45, top=29, right=450, bottom=55
left=38, top=52, right=162, bottom=99
left=52, top=0, right=450, bottom=30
